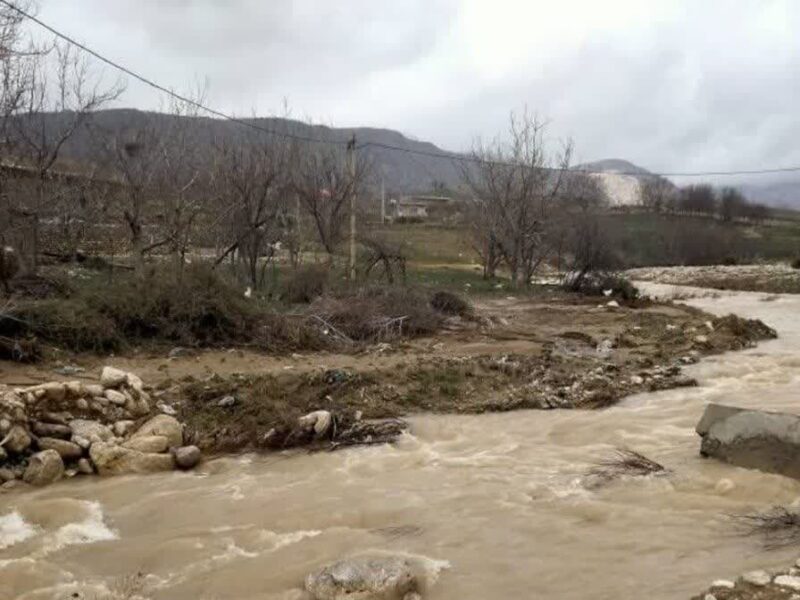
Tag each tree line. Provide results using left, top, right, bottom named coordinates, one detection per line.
left=640, top=178, right=770, bottom=223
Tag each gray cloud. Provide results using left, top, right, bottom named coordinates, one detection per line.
left=33, top=0, right=800, bottom=177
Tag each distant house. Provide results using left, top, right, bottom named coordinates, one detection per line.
left=387, top=195, right=453, bottom=221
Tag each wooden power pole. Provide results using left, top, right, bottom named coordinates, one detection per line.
left=380, top=176, right=386, bottom=224
left=347, top=134, right=357, bottom=281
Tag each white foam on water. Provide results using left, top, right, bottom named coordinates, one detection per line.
left=259, top=529, right=322, bottom=551
left=35, top=501, right=117, bottom=556
left=0, top=511, right=38, bottom=550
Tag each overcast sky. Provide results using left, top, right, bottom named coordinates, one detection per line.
left=31, top=0, right=800, bottom=176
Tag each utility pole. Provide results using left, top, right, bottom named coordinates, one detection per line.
left=347, top=134, right=357, bottom=281
left=380, top=176, right=386, bottom=225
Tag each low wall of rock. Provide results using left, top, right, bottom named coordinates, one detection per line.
left=0, top=366, right=200, bottom=489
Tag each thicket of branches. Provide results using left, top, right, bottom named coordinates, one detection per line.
left=0, top=3, right=375, bottom=290
left=639, top=178, right=770, bottom=223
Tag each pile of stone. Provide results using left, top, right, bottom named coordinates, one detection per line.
left=693, top=562, right=800, bottom=599
left=0, top=366, right=201, bottom=489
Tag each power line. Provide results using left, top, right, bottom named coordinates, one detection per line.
left=0, top=0, right=347, bottom=148
left=5, top=0, right=800, bottom=179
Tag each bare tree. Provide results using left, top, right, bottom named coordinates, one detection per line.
left=640, top=176, right=676, bottom=214
left=6, top=41, right=124, bottom=270
left=210, top=131, right=291, bottom=288
left=461, top=111, right=573, bottom=287
left=679, top=184, right=716, bottom=216
left=719, top=187, right=746, bottom=222
left=95, top=113, right=164, bottom=268
left=292, top=143, right=369, bottom=259
left=556, top=172, right=618, bottom=288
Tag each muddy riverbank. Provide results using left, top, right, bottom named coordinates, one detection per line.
left=0, top=286, right=792, bottom=600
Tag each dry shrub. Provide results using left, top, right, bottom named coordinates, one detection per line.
left=713, top=314, right=777, bottom=342
left=4, top=298, right=121, bottom=352
left=569, top=273, right=640, bottom=302
left=283, top=264, right=329, bottom=303
left=430, top=290, right=473, bottom=317
left=585, top=448, right=667, bottom=488
left=309, top=286, right=444, bottom=342
left=86, top=264, right=259, bottom=346
left=732, top=506, right=800, bottom=549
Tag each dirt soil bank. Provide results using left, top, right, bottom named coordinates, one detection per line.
left=2, top=293, right=773, bottom=454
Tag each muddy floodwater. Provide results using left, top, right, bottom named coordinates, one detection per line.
left=3, top=284, right=800, bottom=599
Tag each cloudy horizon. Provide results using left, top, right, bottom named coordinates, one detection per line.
left=27, top=0, right=800, bottom=178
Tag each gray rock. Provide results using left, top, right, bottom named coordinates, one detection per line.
left=305, top=555, right=419, bottom=600
left=217, top=395, right=237, bottom=408
left=104, top=389, right=128, bottom=406
left=89, top=442, right=175, bottom=476
left=84, top=384, right=104, bottom=397
left=113, top=420, right=135, bottom=437
left=0, top=467, right=15, bottom=482
left=125, top=390, right=151, bottom=417
left=697, top=403, right=800, bottom=479
left=69, top=419, right=114, bottom=444
left=173, top=445, right=201, bottom=469
left=741, top=570, right=771, bottom=587
left=132, top=414, right=183, bottom=448
left=298, top=410, right=333, bottom=437
left=2, top=425, right=32, bottom=454
left=123, top=435, right=168, bottom=454
left=23, top=449, right=65, bottom=486
left=0, top=445, right=6, bottom=462
left=774, top=575, right=800, bottom=591
left=37, top=437, right=83, bottom=460
left=31, top=421, right=73, bottom=439
left=101, top=366, right=129, bottom=388
left=77, top=457, right=94, bottom=475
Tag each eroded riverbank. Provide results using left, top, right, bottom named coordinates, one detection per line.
left=1, top=286, right=798, bottom=599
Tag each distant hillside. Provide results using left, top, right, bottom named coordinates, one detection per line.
left=737, top=177, right=800, bottom=210
left=576, top=158, right=654, bottom=207
left=5, top=108, right=464, bottom=195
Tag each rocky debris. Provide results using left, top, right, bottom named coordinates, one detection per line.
left=692, top=558, right=800, bottom=599
left=172, top=445, right=202, bottom=469
left=305, top=555, right=423, bottom=600
left=23, top=449, right=64, bottom=486
left=0, top=366, right=200, bottom=489
left=696, top=403, right=800, bottom=480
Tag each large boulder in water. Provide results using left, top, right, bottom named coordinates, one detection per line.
left=305, top=555, right=421, bottom=600
left=696, top=403, right=800, bottom=479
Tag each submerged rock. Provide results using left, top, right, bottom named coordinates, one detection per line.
left=305, top=555, right=420, bottom=600
left=697, top=403, right=800, bottom=480
left=23, top=449, right=64, bottom=486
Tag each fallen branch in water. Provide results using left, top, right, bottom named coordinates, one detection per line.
left=730, top=506, right=800, bottom=549
left=584, top=448, right=668, bottom=488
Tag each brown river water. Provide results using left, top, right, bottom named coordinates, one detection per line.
left=2, top=283, right=800, bottom=600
